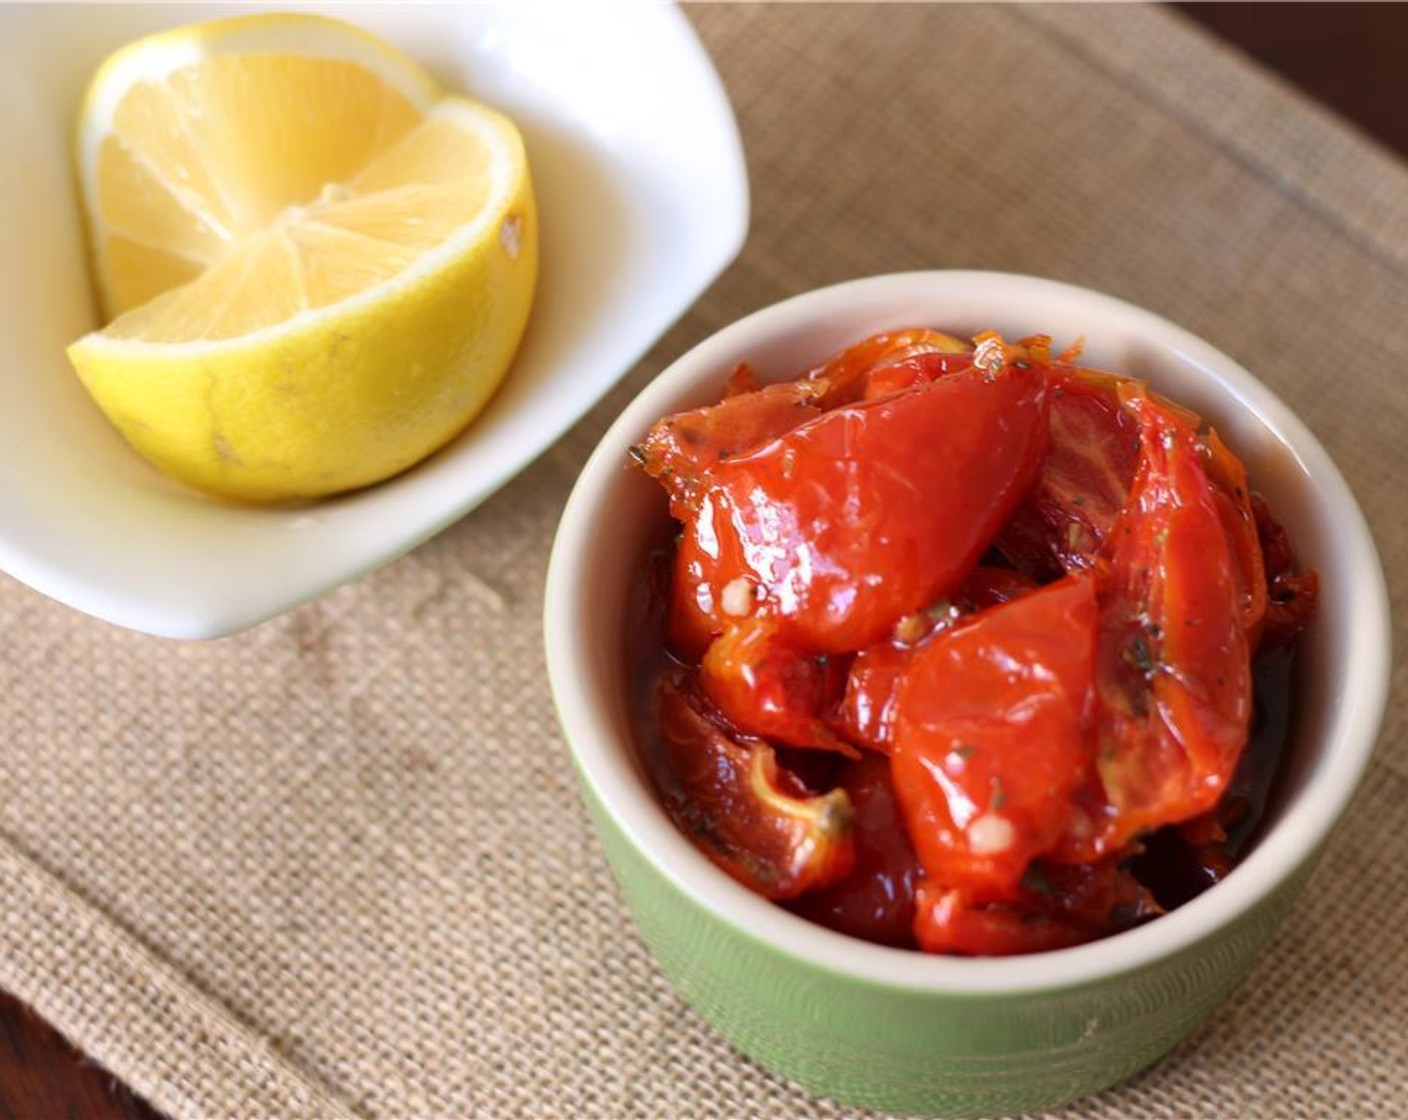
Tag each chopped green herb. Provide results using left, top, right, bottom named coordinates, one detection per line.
left=1122, top=634, right=1157, bottom=675
left=1110, top=902, right=1140, bottom=928
left=925, top=598, right=957, bottom=621
left=1021, top=865, right=1056, bottom=897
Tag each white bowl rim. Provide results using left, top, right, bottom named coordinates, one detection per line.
left=544, top=270, right=1392, bottom=996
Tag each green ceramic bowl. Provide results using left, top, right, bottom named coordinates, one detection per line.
left=543, top=272, right=1390, bottom=1116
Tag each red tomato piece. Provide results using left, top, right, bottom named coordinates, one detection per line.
left=636, top=377, right=825, bottom=513
left=835, top=566, right=1041, bottom=755
left=837, top=640, right=911, bottom=755
left=637, top=328, right=1308, bottom=958
left=996, top=366, right=1140, bottom=579
left=667, top=361, right=1051, bottom=658
left=1202, top=426, right=1268, bottom=648
left=1081, top=389, right=1253, bottom=854
left=787, top=754, right=922, bottom=947
left=640, top=331, right=973, bottom=507
left=802, top=328, right=971, bottom=406
left=957, top=565, right=1041, bottom=610
left=1251, top=492, right=1319, bottom=651
left=722, top=361, right=760, bottom=397
left=700, top=617, right=855, bottom=755
left=914, top=884, right=1086, bottom=956
left=1031, top=857, right=1163, bottom=932
left=655, top=680, right=856, bottom=899
left=913, top=856, right=1160, bottom=956
left=859, top=351, right=974, bottom=400
left=889, top=575, right=1099, bottom=903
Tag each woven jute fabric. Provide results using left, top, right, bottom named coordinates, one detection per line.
left=2, top=6, right=1405, bottom=1117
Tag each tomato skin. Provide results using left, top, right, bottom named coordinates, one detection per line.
left=914, top=857, right=1160, bottom=956
left=1251, top=492, right=1319, bottom=650
left=1202, top=426, right=1268, bottom=647
left=957, top=565, right=1041, bottom=610
left=1084, top=390, right=1252, bottom=854
left=638, top=377, right=824, bottom=515
left=638, top=331, right=973, bottom=519
left=803, top=328, right=971, bottom=406
left=890, top=575, right=1099, bottom=902
left=859, top=351, right=974, bottom=399
left=835, top=566, right=1041, bottom=755
left=668, top=362, right=1050, bottom=659
left=786, top=754, right=922, bottom=948
left=655, top=680, right=856, bottom=900
left=914, top=885, right=1086, bottom=956
left=838, top=640, right=910, bottom=755
left=997, top=367, right=1141, bottom=579
left=700, top=617, right=855, bottom=754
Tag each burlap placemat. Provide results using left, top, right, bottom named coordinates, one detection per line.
left=2, top=5, right=1404, bottom=1117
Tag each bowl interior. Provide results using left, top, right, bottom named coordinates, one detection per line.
left=547, top=271, right=1389, bottom=993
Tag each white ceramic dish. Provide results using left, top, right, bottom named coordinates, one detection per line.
left=0, top=3, right=747, bottom=638
left=543, top=271, right=1391, bottom=1113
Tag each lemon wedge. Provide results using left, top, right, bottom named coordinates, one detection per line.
left=67, top=14, right=537, bottom=502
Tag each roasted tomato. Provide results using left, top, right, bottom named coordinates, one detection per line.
left=665, top=359, right=1050, bottom=659
left=634, top=327, right=1313, bottom=959
left=1080, top=387, right=1252, bottom=855
left=655, top=680, right=855, bottom=899
left=635, top=375, right=826, bottom=513
left=1252, top=492, right=1319, bottom=650
left=802, top=327, right=971, bottom=405
left=700, top=616, right=855, bottom=754
left=835, top=566, right=1041, bottom=754
left=786, top=754, right=922, bottom=947
left=1202, top=426, right=1268, bottom=647
left=996, top=366, right=1141, bottom=579
left=914, top=857, right=1159, bottom=956
left=914, top=884, right=1088, bottom=955
left=837, top=640, right=910, bottom=755
left=1030, top=857, right=1162, bottom=933
left=636, top=330, right=971, bottom=514
left=889, top=575, right=1099, bottom=902
left=857, top=350, right=974, bottom=400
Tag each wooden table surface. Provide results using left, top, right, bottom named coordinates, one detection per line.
left=4, top=5, right=1406, bottom=1118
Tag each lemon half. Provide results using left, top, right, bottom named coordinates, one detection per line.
left=68, top=14, right=537, bottom=502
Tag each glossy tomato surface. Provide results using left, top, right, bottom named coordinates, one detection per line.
left=661, top=357, right=1050, bottom=659
left=632, top=328, right=1313, bottom=958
